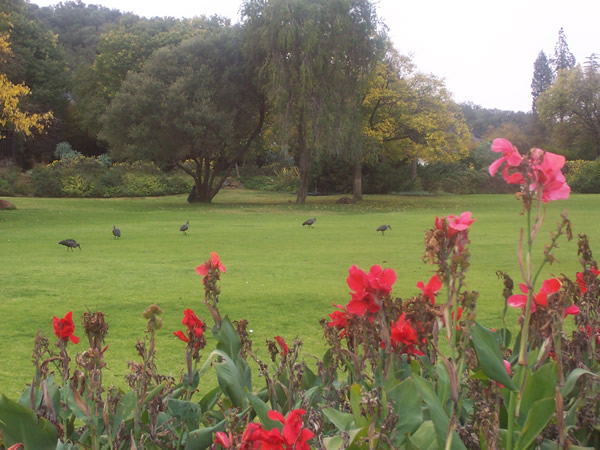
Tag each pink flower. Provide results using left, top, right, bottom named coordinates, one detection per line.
left=563, top=304, right=580, bottom=317
left=416, top=274, right=442, bottom=304
left=215, top=431, right=232, bottom=448
left=496, top=359, right=512, bottom=388
left=435, top=212, right=476, bottom=238
left=489, top=138, right=523, bottom=179
left=274, top=336, right=289, bottom=357
left=530, top=149, right=570, bottom=203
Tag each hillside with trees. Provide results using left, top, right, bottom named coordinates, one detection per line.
left=1, top=0, right=599, bottom=200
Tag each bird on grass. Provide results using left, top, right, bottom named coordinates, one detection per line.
left=112, top=225, right=121, bottom=239
left=180, top=221, right=189, bottom=235
left=376, top=224, right=392, bottom=236
left=302, top=217, right=317, bottom=228
left=59, top=239, right=81, bottom=251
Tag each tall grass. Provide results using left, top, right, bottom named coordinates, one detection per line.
left=0, top=191, right=598, bottom=399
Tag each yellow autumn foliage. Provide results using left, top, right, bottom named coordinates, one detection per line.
left=0, top=32, right=53, bottom=137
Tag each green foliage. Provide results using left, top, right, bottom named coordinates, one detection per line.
left=53, top=141, right=82, bottom=160
left=566, top=159, right=600, bottom=193
left=61, top=174, right=94, bottom=197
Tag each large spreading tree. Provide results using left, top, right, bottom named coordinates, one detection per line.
left=363, top=48, right=471, bottom=180
left=538, top=64, right=600, bottom=158
left=99, top=25, right=266, bottom=202
left=243, top=0, right=382, bottom=204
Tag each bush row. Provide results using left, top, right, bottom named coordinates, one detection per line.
left=0, top=157, right=193, bottom=198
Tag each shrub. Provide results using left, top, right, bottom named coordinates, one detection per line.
left=61, top=175, right=94, bottom=197
left=123, top=173, right=168, bottom=196
left=567, top=159, right=600, bottom=193
left=53, top=142, right=82, bottom=161
left=30, top=166, right=63, bottom=197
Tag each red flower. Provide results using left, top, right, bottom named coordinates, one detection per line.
left=576, top=267, right=600, bottom=293
left=240, top=410, right=314, bottom=449
left=435, top=212, right=476, bottom=238
left=507, top=278, right=562, bottom=313
left=274, top=336, right=289, bottom=357
left=563, top=304, right=580, bottom=318
left=390, top=313, right=423, bottom=356
left=53, top=311, right=79, bottom=344
left=328, top=303, right=349, bottom=333
left=173, top=308, right=205, bottom=347
left=346, top=264, right=396, bottom=316
left=196, top=252, right=227, bottom=280
left=416, top=274, right=442, bottom=304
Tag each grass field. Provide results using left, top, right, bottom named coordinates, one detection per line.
left=1, top=190, right=598, bottom=400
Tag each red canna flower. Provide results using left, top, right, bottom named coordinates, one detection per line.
left=328, top=303, right=349, bottom=336
left=274, top=336, right=289, bottom=357
left=507, top=278, right=561, bottom=313
left=416, top=274, right=442, bottom=304
left=239, top=409, right=314, bottom=449
left=346, top=264, right=396, bottom=316
left=576, top=267, right=600, bottom=293
left=53, top=311, right=79, bottom=344
left=390, top=313, right=423, bottom=356
left=173, top=308, right=205, bottom=347
left=196, top=252, right=227, bottom=284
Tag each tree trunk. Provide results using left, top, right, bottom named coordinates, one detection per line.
left=296, top=120, right=311, bottom=204
left=410, top=158, right=418, bottom=181
left=352, top=159, right=362, bottom=202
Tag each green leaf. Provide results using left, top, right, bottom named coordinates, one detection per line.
left=561, top=368, right=597, bottom=397
left=112, top=391, right=135, bottom=442
left=471, top=322, right=516, bottom=390
left=435, top=362, right=451, bottom=413
left=203, top=350, right=248, bottom=409
left=322, top=407, right=356, bottom=432
left=406, top=421, right=437, bottom=450
left=185, top=420, right=225, bottom=450
left=388, top=378, right=423, bottom=444
left=214, top=316, right=242, bottom=359
left=0, top=393, right=58, bottom=449
left=168, top=398, right=201, bottom=429
left=413, top=376, right=466, bottom=450
left=515, top=398, right=556, bottom=449
left=198, top=385, right=221, bottom=414
left=349, top=384, right=369, bottom=428
left=518, top=362, right=557, bottom=426
left=246, top=392, right=281, bottom=430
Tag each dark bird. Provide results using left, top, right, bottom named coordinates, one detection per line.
left=302, top=217, right=317, bottom=227
left=376, top=224, right=392, bottom=236
left=112, top=225, right=121, bottom=239
left=180, top=221, right=189, bottom=235
left=59, top=239, right=81, bottom=251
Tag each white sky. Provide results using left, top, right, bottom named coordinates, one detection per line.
left=29, top=0, right=600, bottom=112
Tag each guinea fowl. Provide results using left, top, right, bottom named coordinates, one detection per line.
left=59, top=239, right=81, bottom=251
left=112, top=225, right=121, bottom=239
left=180, top=221, right=189, bottom=235
left=302, top=217, right=316, bottom=227
left=376, top=224, right=391, bottom=236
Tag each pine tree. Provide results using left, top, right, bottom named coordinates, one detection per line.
left=551, top=27, right=576, bottom=73
left=531, top=51, right=554, bottom=113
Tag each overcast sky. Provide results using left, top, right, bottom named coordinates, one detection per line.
left=29, top=0, right=600, bottom=112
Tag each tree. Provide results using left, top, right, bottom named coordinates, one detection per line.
left=551, top=27, right=576, bottom=73
left=538, top=65, right=600, bottom=158
left=363, top=48, right=471, bottom=179
left=531, top=50, right=554, bottom=113
left=0, top=30, right=53, bottom=140
left=99, top=26, right=265, bottom=203
left=243, top=0, right=382, bottom=204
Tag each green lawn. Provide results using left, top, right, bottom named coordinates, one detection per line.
left=1, top=190, right=598, bottom=399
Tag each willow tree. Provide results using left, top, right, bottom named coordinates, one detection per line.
left=99, top=25, right=265, bottom=202
left=363, top=48, right=471, bottom=179
left=243, top=0, right=382, bottom=204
